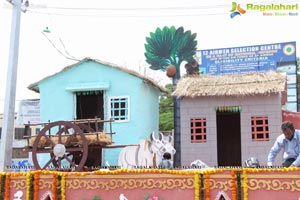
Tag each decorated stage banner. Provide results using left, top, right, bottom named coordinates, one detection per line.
left=197, top=41, right=297, bottom=111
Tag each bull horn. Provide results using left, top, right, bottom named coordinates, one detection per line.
left=150, top=131, right=155, bottom=141
left=168, top=135, right=173, bottom=143
left=159, top=132, right=163, bottom=140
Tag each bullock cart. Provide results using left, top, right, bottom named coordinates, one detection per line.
left=23, top=118, right=115, bottom=171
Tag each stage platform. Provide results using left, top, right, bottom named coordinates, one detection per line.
left=1, top=167, right=300, bottom=200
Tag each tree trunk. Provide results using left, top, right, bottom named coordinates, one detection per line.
left=172, top=73, right=181, bottom=167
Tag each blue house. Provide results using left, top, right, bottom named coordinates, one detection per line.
left=28, top=58, right=167, bottom=166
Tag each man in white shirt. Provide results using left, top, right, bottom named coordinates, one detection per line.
left=267, top=121, right=300, bottom=167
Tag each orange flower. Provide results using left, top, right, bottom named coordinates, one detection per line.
left=230, top=170, right=237, bottom=200
left=4, top=174, right=10, bottom=200
left=34, top=172, right=39, bottom=200
left=205, top=174, right=210, bottom=200
left=52, top=174, right=57, bottom=200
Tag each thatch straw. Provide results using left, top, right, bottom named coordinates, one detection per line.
left=172, top=71, right=286, bottom=98
left=29, top=132, right=112, bottom=148
left=28, top=57, right=168, bottom=93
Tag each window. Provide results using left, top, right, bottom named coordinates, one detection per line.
left=14, top=128, right=31, bottom=140
left=109, top=96, right=129, bottom=121
left=251, top=116, right=269, bottom=141
left=12, top=148, right=29, bottom=158
left=191, top=118, right=207, bottom=143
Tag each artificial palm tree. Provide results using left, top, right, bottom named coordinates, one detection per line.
left=144, top=26, right=198, bottom=166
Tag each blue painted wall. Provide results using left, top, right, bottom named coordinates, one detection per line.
left=36, top=60, right=161, bottom=165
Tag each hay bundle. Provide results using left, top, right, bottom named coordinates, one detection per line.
left=29, top=132, right=113, bottom=148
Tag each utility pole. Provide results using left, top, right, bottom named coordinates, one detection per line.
left=0, top=0, right=22, bottom=171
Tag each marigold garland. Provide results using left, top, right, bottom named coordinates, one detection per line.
left=0, top=174, right=4, bottom=200
left=0, top=167, right=300, bottom=200
left=25, top=173, right=32, bottom=200
left=230, top=170, right=237, bottom=200
left=236, top=171, right=242, bottom=200
left=34, top=172, right=39, bottom=200
left=242, top=169, right=248, bottom=200
left=61, top=173, right=66, bottom=200
left=194, top=174, right=200, bottom=200
left=4, top=174, right=10, bottom=200
left=57, top=174, right=62, bottom=199
left=204, top=173, right=210, bottom=200
left=52, top=173, right=57, bottom=200
left=200, top=174, right=205, bottom=200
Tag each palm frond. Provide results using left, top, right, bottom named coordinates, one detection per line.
left=176, top=31, right=197, bottom=62
left=144, top=26, right=198, bottom=76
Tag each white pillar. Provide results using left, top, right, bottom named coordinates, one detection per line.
left=0, top=0, right=22, bottom=171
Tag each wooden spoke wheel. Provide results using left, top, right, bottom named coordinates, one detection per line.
left=31, top=121, right=88, bottom=171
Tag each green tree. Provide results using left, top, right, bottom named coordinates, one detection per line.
left=144, top=26, right=197, bottom=76
left=159, top=84, right=174, bottom=131
left=144, top=26, right=198, bottom=166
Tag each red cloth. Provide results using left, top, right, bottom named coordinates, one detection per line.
left=282, top=110, right=300, bottom=129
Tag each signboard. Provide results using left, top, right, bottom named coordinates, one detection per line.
left=17, top=99, right=40, bottom=125
left=197, top=41, right=297, bottom=111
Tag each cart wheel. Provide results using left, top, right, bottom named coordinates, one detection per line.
left=31, top=121, right=88, bottom=171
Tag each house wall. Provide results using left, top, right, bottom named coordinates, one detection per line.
left=180, top=94, right=283, bottom=167
left=37, top=61, right=160, bottom=165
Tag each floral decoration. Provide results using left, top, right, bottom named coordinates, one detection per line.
left=144, top=194, right=164, bottom=200
left=0, top=174, right=5, bottom=200
left=242, top=169, right=248, bottom=200
left=52, top=173, right=57, bottom=200
left=200, top=173, right=205, bottom=200
left=25, top=172, right=33, bottom=200
left=194, top=174, right=200, bottom=200
left=230, top=170, right=237, bottom=200
left=204, top=173, right=210, bottom=200
left=236, top=171, right=242, bottom=200
left=0, top=167, right=299, bottom=200
left=4, top=174, right=10, bottom=200
left=61, top=173, right=66, bottom=200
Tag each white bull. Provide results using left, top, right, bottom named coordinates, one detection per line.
left=118, top=132, right=167, bottom=169
left=155, top=132, right=176, bottom=165
left=159, top=132, right=176, bottom=155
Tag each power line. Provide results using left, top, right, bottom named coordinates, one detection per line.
left=25, top=0, right=300, bottom=18
left=28, top=0, right=300, bottom=11
left=27, top=9, right=230, bottom=18
left=41, top=31, right=79, bottom=61
left=42, top=5, right=79, bottom=61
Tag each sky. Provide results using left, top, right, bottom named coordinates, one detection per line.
left=1, top=0, right=300, bottom=113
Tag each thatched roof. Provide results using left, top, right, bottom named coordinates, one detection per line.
left=172, top=71, right=286, bottom=97
left=28, top=57, right=168, bottom=93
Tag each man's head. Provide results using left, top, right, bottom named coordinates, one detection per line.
left=281, top=121, right=295, bottom=140
left=163, top=152, right=171, bottom=160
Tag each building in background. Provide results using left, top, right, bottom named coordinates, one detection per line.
left=0, top=113, right=38, bottom=171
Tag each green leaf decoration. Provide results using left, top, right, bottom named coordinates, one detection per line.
left=144, top=26, right=197, bottom=77
left=92, top=196, right=102, bottom=200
